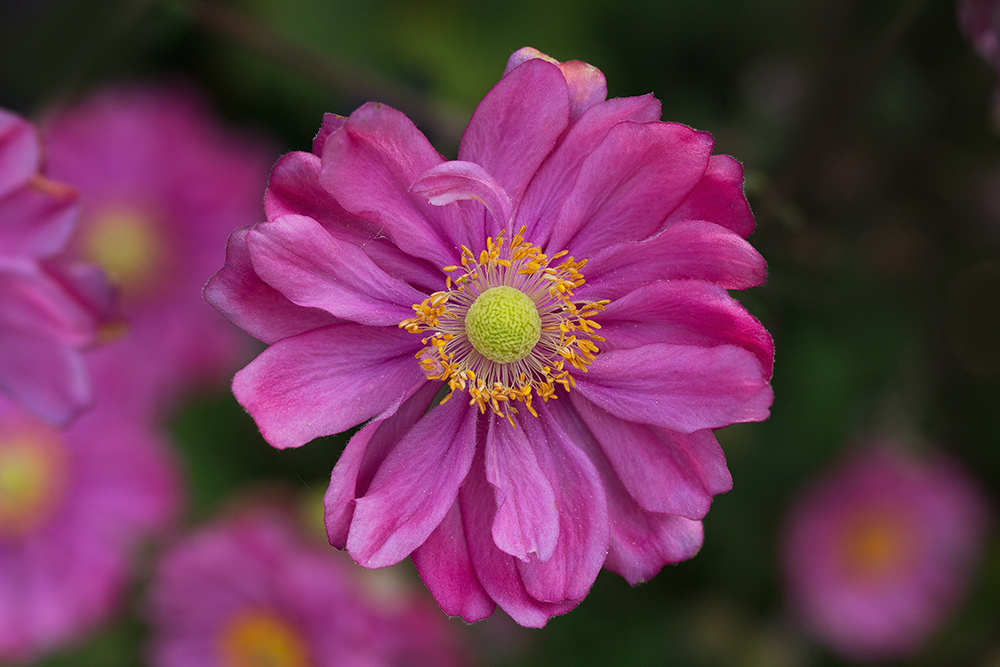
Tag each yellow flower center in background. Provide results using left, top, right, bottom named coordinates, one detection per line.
left=0, top=427, right=66, bottom=537
left=400, top=226, right=608, bottom=425
left=840, top=509, right=913, bottom=581
left=219, top=609, right=311, bottom=667
left=81, top=207, right=164, bottom=297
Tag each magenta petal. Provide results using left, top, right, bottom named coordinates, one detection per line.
left=320, top=102, right=465, bottom=266
left=576, top=342, right=773, bottom=433
left=204, top=226, right=339, bottom=345
left=485, top=415, right=559, bottom=563
left=518, top=94, right=662, bottom=246
left=596, top=280, right=774, bottom=378
left=311, top=112, right=347, bottom=155
left=0, top=178, right=78, bottom=258
left=324, top=381, right=439, bottom=548
left=411, top=160, right=513, bottom=228
left=515, top=404, right=609, bottom=603
left=247, top=214, right=425, bottom=326
left=347, top=397, right=478, bottom=568
left=0, top=110, right=38, bottom=199
left=460, top=448, right=582, bottom=627
left=583, top=220, right=766, bottom=298
left=458, top=58, right=570, bottom=207
left=605, top=505, right=704, bottom=585
left=0, top=330, right=89, bottom=425
left=0, top=261, right=99, bottom=345
left=547, top=121, right=714, bottom=258
left=664, top=154, right=755, bottom=238
left=232, top=324, right=426, bottom=448
left=571, top=392, right=731, bottom=518
left=412, top=503, right=496, bottom=622
left=503, top=47, right=608, bottom=123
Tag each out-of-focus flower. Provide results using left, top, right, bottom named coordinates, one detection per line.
left=959, top=0, right=1000, bottom=75
left=0, top=380, right=179, bottom=661
left=207, top=47, right=773, bottom=626
left=42, top=85, right=272, bottom=412
left=147, top=510, right=469, bottom=667
left=0, top=108, right=113, bottom=425
left=782, top=444, right=990, bottom=662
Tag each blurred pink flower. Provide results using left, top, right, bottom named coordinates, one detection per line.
left=43, top=85, right=272, bottom=413
left=147, top=510, right=469, bottom=667
left=0, top=376, right=179, bottom=661
left=959, top=0, right=1000, bottom=73
left=0, top=108, right=113, bottom=425
left=207, top=47, right=773, bottom=626
left=782, top=445, right=990, bottom=662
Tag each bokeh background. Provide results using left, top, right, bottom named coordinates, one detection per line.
left=2, top=0, right=999, bottom=665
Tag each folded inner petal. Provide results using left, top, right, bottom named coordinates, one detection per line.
left=664, top=154, right=755, bottom=238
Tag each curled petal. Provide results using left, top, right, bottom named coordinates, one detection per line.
left=348, top=397, right=478, bottom=568
left=412, top=160, right=513, bottom=228
left=232, top=324, right=426, bottom=449
left=664, top=155, right=755, bottom=238
left=504, top=47, right=608, bottom=122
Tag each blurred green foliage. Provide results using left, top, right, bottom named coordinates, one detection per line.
left=2, top=0, right=999, bottom=665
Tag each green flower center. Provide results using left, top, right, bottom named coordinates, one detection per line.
left=464, top=286, right=541, bottom=364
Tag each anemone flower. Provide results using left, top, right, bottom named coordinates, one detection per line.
left=148, top=510, right=469, bottom=667
left=0, top=108, right=112, bottom=425
left=782, top=444, right=990, bottom=661
left=207, top=47, right=774, bottom=626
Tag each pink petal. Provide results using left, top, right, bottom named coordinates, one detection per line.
left=515, top=404, right=610, bottom=603
left=232, top=323, right=426, bottom=449
left=459, top=447, right=582, bottom=627
left=0, top=261, right=99, bottom=345
left=247, top=214, right=425, bottom=326
left=518, top=94, right=662, bottom=247
left=664, top=154, right=755, bottom=238
left=458, top=58, right=570, bottom=209
left=575, top=342, right=773, bottom=434
left=266, top=151, right=443, bottom=292
left=320, top=102, right=466, bottom=266
left=547, top=121, right=714, bottom=258
left=411, top=502, right=496, bottom=622
left=0, top=110, right=38, bottom=199
left=347, top=397, right=478, bottom=568
left=571, top=392, right=731, bottom=518
left=0, top=178, right=78, bottom=259
left=503, top=47, right=608, bottom=123
left=324, top=381, right=441, bottom=548
left=411, top=160, right=513, bottom=229
left=485, top=415, right=559, bottom=563
left=582, top=220, right=766, bottom=298
left=0, top=330, right=89, bottom=425
left=596, top=280, right=774, bottom=378
left=311, top=112, right=347, bottom=155
left=204, top=225, right=339, bottom=345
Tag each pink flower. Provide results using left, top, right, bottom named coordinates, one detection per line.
left=42, top=85, right=272, bottom=411
left=0, top=378, right=179, bottom=661
left=147, top=510, right=469, bottom=667
left=782, top=445, right=990, bottom=661
left=959, top=0, right=1000, bottom=74
left=207, top=47, right=774, bottom=626
left=0, top=108, right=113, bottom=425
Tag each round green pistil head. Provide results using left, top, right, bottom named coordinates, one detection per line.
left=465, top=286, right=541, bottom=364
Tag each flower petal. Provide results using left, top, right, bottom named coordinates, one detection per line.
left=266, top=151, right=443, bottom=292
left=247, top=213, right=425, bottom=326
left=411, top=160, right=513, bottom=229
left=583, top=220, right=766, bottom=298
left=547, top=121, right=714, bottom=258
left=664, top=154, right=755, bottom=238
left=596, top=280, right=774, bottom=378
left=518, top=94, right=662, bottom=246
left=515, top=403, right=610, bottom=603
left=232, top=323, right=426, bottom=448
left=0, top=330, right=89, bottom=425
left=324, top=381, right=440, bottom=549
left=412, top=502, right=496, bottom=622
left=459, top=447, right=582, bottom=627
left=320, top=102, right=466, bottom=266
left=0, top=110, right=38, bottom=199
left=485, top=414, right=559, bottom=563
left=311, top=112, right=347, bottom=155
left=347, top=397, right=478, bottom=568
left=0, top=178, right=78, bottom=259
left=504, top=47, right=607, bottom=122
left=0, top=261, right=99, bottom=345
left=204, top=225, right=339, bottom=345
left=571, top=392, right=731, bottom=518
left=575, top=342, right=773, bottom=433
left=458, top=58, right=570, bottom=210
